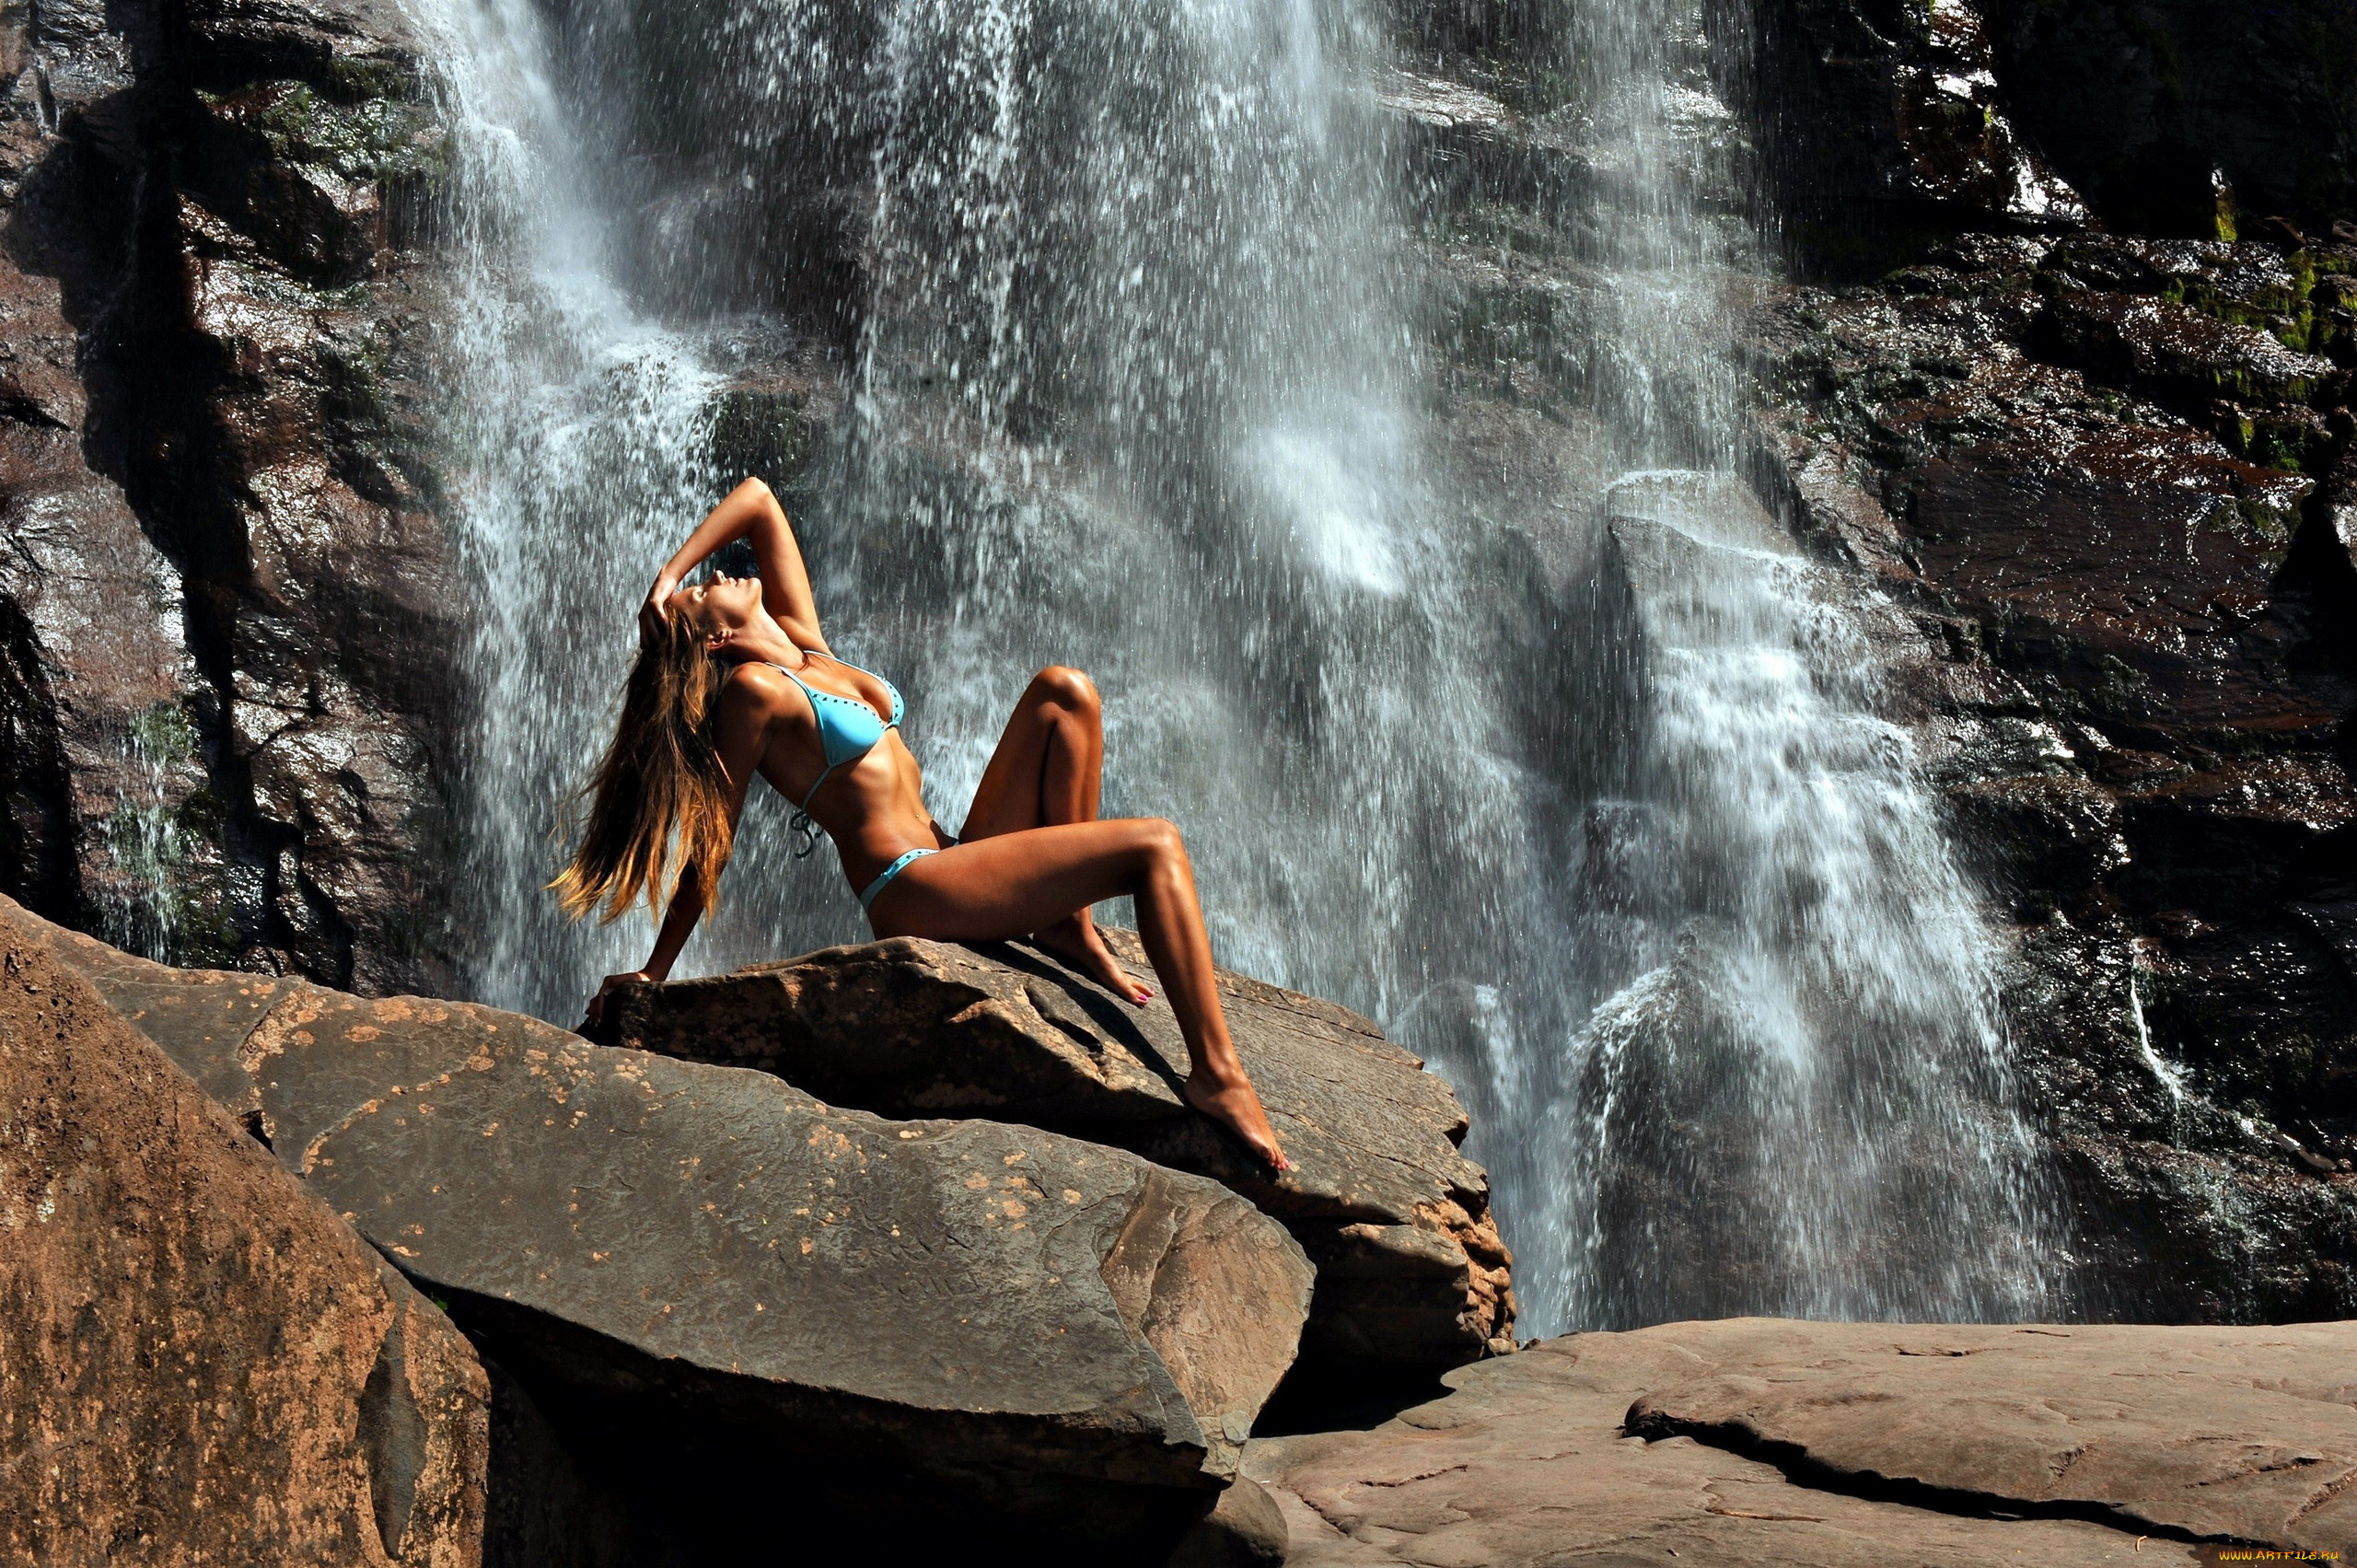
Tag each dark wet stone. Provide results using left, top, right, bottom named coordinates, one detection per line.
left=1984, top=0, right=2357, bottom=236
left=1741, top=239, right=2357, bottom=1318
left=2040, top=291, right=2340, bottom=407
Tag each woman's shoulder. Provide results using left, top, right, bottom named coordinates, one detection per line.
left=719, top=659, right=806, bottom=719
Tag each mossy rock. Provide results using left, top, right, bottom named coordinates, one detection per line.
left=702, top=390, right=817, bottom=491
left=209, top=80, right=450, bottom=191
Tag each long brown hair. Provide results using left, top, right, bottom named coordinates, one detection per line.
left=551, top=613, right=736, bottom=923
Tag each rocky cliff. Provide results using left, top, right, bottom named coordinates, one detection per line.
left=1388, top=0, right=2357, bottom=1318
left=1740, top=231, right=2357, bottom=1319
left=1, top=0, right=461, bottom=993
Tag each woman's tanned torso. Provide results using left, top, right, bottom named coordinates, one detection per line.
left=726, top=655, right=948, bottom=889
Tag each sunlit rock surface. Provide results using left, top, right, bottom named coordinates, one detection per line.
left=0, top=901, right=490, bottom=1567
left=1625, top=1321, right=2357, bottom=1551
left=14, top=895, right=1316, bottom=1553
left=598, top=928, right=1516, bottom=1373
left=1252, top=1317, right=2357, bottom=1563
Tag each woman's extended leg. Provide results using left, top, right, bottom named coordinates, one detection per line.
left=959, top=666, right=1148, bottom=1004
left=868, top=818, right=1289, bottom=1170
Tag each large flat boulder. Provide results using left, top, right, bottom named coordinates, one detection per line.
left=598, top=930, right=1515, bottom=1373
left=13, top=897, right=1315, bottom=1550
left=1250, top=1317, right=2357, bottom=1564
left=1626, top=1319, right=2357, bottom=1551
left=0, top=905, right=489, bottom=1567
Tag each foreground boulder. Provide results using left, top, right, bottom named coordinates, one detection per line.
left=14, top=898, right=1315, bottom=1552
left=598, top=930, right=1515, bottom=1373
left=1251, top=1317, right=2357, bottom=1563
left=0, top=905, right=488, bottom=1566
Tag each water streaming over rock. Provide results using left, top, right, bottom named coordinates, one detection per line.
left=405, top=0, right=2059, bottom=1333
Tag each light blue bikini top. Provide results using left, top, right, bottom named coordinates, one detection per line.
left=772, top=650, right=905, bottom=857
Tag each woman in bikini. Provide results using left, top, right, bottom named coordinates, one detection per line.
left=556, top=476, right=1289, bottom=1170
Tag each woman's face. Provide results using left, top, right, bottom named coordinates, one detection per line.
left=669, top=571, right=762, bottom=638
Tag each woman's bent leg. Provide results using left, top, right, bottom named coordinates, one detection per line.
left=871, top=819, right=1287, bottom=1169
left=960, top=666, right=1103, bottom=839
left=958, top=667, right=1144, bottom=1002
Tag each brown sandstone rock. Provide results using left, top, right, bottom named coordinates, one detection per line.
left=1626, top=1320, right=2357, bottom=1551
left=1251, top=1318, right=2357, bottom=1564
left=15, top=897, right=1316, bottom=1546
left=598, top=929, right=1515, bottom=1373
left=0, top=903, right=488, bottom=1566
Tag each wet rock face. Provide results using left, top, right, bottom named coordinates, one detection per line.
left=1757, top=0, right=2089, bottom=268
left=1984, top=0, right=2357, bottom=238
left=1743, top=230, right=2357, bottom=1318
left=597, top=930, right=1517, bottom=1375
left=0, top=903, right=489, bottom=1567
left=0, top=0, right=210, bottom=958
left=1252, top=1318, right=2357, bottom=1563
left=1749, top=0, right=2354, bottom=266
left=16, top=896, right=1317, bottom=1555
left=0, top=0, right=462, bottom=993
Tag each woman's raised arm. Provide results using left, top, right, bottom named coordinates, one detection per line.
left=643, top=477, right=826, bottom=650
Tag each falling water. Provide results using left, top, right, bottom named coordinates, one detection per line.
left=96, top=703, right=192, bottom=962
left=406, top=0, right=2056, bottom=1333
left=404, top=0, right=726, bottom=1007
left=1491, top=0, right=2056, bottom=1324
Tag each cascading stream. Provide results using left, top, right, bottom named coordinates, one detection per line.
left=1491, top=0, right=2059, bottom=1325
left=405, top=0, right=2059, bottom=1335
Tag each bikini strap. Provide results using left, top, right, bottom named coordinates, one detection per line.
left=771, top=661, right=834, bottom=859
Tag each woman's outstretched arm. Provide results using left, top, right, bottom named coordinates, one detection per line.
left=643, top=477, right=826, bottom=649
left=582, top=668, right=771, bottom=1026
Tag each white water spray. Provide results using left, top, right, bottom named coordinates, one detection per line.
left=403, top=0, right=2057, bottom=1333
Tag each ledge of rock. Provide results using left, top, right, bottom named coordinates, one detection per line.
left=1625, top=1320, right=2357, bottom=1551
left=597, top=929, right=1515, bottom=1373
left=0, top=904, right=489, bottom=1566
left=11, top=897, right=1315, bottom=1551
left=1249, top=1317, right=2357, bottom=1564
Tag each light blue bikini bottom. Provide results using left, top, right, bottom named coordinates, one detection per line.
left=859, top=846, right=938, bottom=913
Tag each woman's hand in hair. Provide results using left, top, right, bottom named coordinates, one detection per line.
left=583, top=969, right=656, bottom=1029
left=638, top=574, right=679, bottom=647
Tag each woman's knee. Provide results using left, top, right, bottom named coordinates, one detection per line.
left=1135, top=816, right=1185, bottom=860
left=1032, top=664, right=1100, bottom=715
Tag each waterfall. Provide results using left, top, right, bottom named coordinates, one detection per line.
left=406, top=0, right=726, bottom=1013
left=1492, top=0, right=2058, bottom=1324
left=405, top=0, right=2058, bottom=1334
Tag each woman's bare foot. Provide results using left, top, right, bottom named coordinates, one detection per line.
left=1031, top=914, right=1153, bottom=1006
left=1184, top=1065, right=1291, bottom=1172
